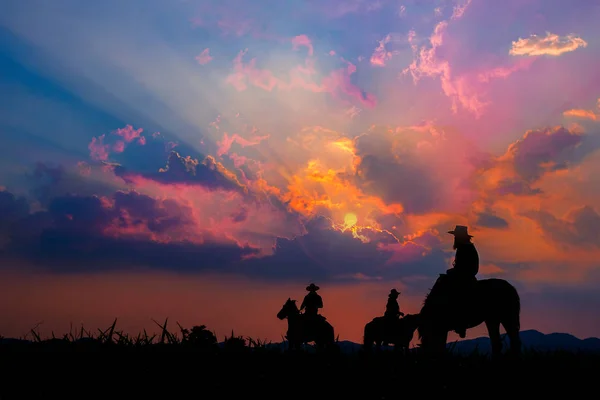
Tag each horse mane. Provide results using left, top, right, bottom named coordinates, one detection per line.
left=417, top=275, right=447, bottom=339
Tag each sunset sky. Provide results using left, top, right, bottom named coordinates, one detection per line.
left=1, top=0, right=600, bottom=344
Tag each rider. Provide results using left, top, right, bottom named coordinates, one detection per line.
left=446, top=225, right=479, bottom=338
left=384, top=289, right=405, bottom=320
left=300, top=283, right=323, bottom=321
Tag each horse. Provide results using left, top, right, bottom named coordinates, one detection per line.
left=417, top=274, right=522, bottom=358
left=276, top=298, right=336, bottom=351
left=363, top=313, right=421, bottom=353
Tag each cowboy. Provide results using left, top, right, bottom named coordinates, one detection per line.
left=447, top=225, right=479, bottom=279
left=446, top=225, right=479, bottom=338
left=384, top=289, right=405, bottom=319
left=300, top=283, right=323, bottom=317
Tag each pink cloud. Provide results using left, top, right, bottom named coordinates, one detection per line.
left=195, top=48, right=213, bottom=65
left=291, top=35, right=313, bottom=57
left=225, top=47, right=377, bottom=108
left=403, top=18, right=488, bottom=118
left=88, top=125, right=146, bottom=161
left=477, top=57, right=537, bottom=83
left=216, top=131, right=270, bottom=157
left=370, top=34, right=393, bottom=67
left=88, top=135, right=110, bottom=161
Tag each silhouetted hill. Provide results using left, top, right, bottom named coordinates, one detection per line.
left=449, top=329, right=600, bottom=354
left=253, top=329, right=600, bottom=354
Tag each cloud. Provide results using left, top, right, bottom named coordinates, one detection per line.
left=402, top=2, right=488, bottom=117
left=351, top=123, right=482, bottom=215
left=114, top=151, right=249, bottom=195
left=563, top=109, right=598, bottom=121
left=477, top=126, right=599, bottom=197
left=0, top=186, right=449, bottom=284
left=509, top=32, right=588, bottom=57
left=195, top=48, right=213, bottom=65
left=370, top=34, right=394, bottom=67
left=522, top=205, right=600, bottom=250
left=474, top=210, right=509, bottom=229
left=88, top=125, right=147, bottom=162
left=291, top=35, right=313, bottom=57
left=225, top=43, right=377, bottom=108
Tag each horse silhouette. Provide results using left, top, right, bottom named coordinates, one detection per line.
left=363, top=313, right=421, bottom=353
left=277, top=298, right=336, bottom=351
left=417, top=274, right=522, bottom=358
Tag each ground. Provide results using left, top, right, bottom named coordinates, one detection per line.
left=0, top=338, right=596, bottom=398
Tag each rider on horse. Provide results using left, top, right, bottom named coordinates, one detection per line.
left=300, top=283, right=325, bottom=329
left=383, top=288, right=405, bottom=335
left=446, top=225, right=479, bottom=338
left=384, top=288, right=405, bottom=319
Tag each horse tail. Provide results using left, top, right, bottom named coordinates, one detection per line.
left=506, top=281, right=521, bottom=331
left=363, top=321, right=373, bottom=349
left=501, top=280, right=522, bottom=354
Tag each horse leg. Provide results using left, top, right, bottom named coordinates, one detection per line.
left=485, top=319, right=503, bottom=359
left=502, top=317, right=522, bottom=357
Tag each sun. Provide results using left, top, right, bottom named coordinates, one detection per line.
left=343, top=212, right=358, bottom=229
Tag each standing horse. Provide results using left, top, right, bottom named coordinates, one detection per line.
left=417, top=274, right=522, bottom=358
left=277, top=298, right=336, bottom=351
left=363, top=313, right=421, bottom=353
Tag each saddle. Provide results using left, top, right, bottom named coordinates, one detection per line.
left=302, top=313, right=326, bottom=323
left=438, top=273, right=477, bottom=307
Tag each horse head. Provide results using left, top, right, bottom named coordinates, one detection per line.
left=403, top=313, right=422, bottom=333
left=417, top=276, right=459, bottom=353
left=277, top=298, right=299, bottom=320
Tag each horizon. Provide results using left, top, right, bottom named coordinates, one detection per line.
left=1, top=0, right=600, bottom=344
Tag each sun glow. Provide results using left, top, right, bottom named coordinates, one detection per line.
left=344, top=212, right=358, bottom=229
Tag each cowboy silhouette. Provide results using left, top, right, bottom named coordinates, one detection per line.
left=300, top=283, right=323, bottom=318
left=384, top=289, right=405, bottom=319
left=446, top=225, right=479, bottom=338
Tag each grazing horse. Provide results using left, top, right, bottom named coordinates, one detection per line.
left=417, top=274, right=522, bottom=358
left=363, top=313, right=421, bottom=353
left=277, top=298, right=336, bottom=351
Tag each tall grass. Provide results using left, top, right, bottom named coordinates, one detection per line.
left=1, top=319, right=597, bottom=397
left=3, top=318, right=275, bottom=351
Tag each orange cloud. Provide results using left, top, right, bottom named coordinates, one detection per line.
left=563, top=109, right=598, bottom=121
left=510, top=32, right=588, bottom=56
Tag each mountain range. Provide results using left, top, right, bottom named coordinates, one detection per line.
left=261, top=329, right=600, bottom=354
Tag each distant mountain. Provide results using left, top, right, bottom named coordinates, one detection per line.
left=3, top=329, right=599, bottom=355
left=448, top=329, right=600, bottom=354
left=260, top=330, right=600, bottom=354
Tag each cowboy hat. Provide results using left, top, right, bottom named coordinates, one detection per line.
left=389, top=288, right=400, bottom=296
left=306, top=283, right=320, bottom=291
left=447, top=225, right=473, bottom=237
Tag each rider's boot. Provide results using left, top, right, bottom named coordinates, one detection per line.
left=455, top=327, right=466, bottom=339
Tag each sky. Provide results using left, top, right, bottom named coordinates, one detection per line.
left=1, top=0, right=600, bottom=344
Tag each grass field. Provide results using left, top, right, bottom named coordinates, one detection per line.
left=0, top=320, right=596, bottom=399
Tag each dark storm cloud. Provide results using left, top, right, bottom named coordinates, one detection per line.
left=474, top=210, right=509, bottom=229
left=114, top=150, right=248, bottom=195
left=351, top=129, right=441, bottom=214
left=491, top=126, right=600, bottom=196
left=0, top=188, right=258, bottom=272
left=0, top=188, right=448, bottom=284
left=521, top=205, right=600, bottom=249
